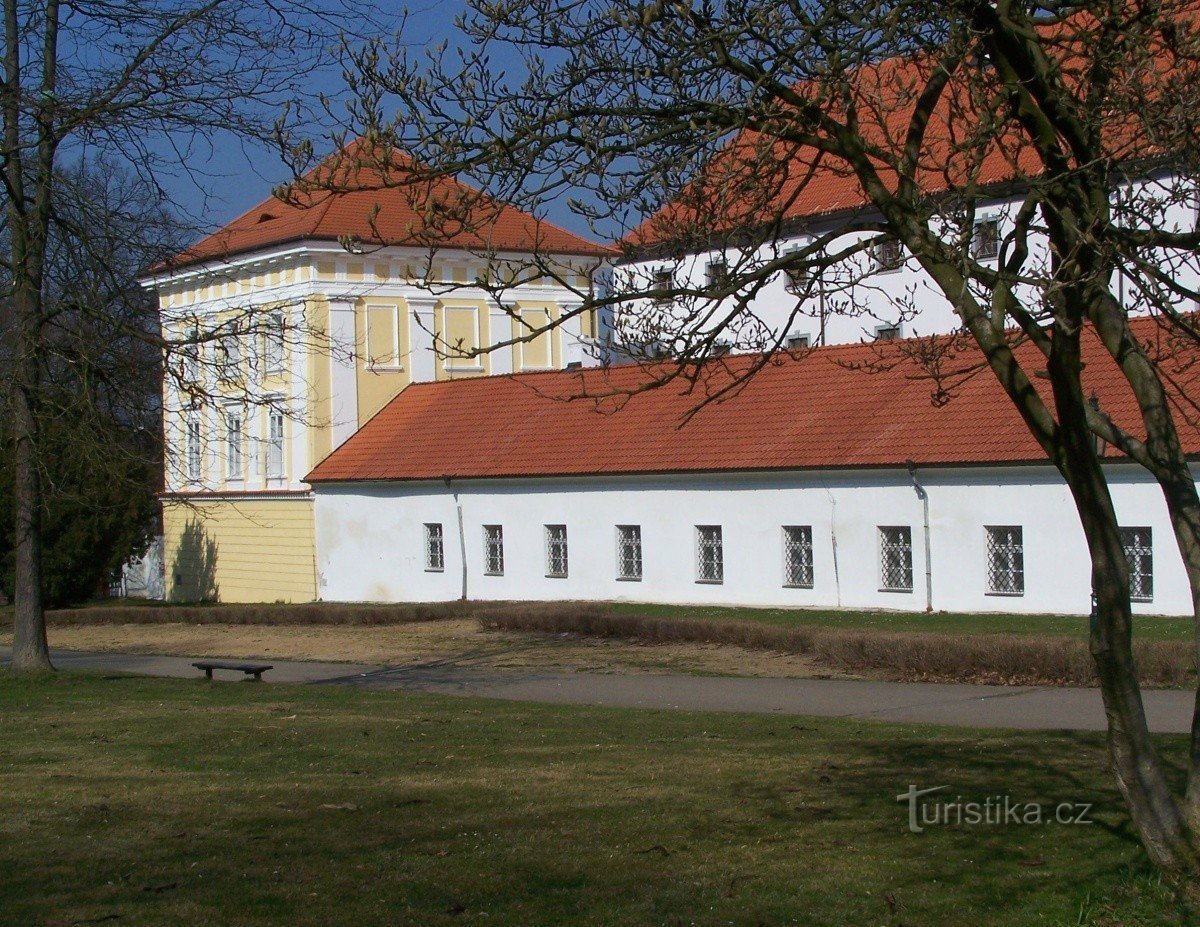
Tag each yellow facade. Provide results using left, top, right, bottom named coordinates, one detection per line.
left=162, top=497, right=317, bottom=603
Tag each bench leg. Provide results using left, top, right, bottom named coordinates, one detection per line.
left=204, top=667, right=214, bottom=680
left=250, top=671, right=263, bottom=681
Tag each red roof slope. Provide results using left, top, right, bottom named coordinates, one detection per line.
left=306, top=319, right=1200, bottom=483
left=160, top=146, right=611, bottom=271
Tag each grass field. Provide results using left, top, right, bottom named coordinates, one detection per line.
left=1, top=672, right=1194, bottom=925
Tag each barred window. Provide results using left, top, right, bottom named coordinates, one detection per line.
left=425, top=523, right=445, bottom=572
left=483, top=525, right=504, bottom=576
left=616, top=525, right=642, bottom=581
left=783, top=526, right=814, bottom=588
left=1121, top=527, right=1154, bottom=601
left=545, top=524, right=569, bottom=577
left=985, top=526, right=1024, bottom=595
left=872, top=237, right=904, bottom=272
left=696, top=525, right=723, bottom=583
left=879, top=526, right=913, bottom=592
left=972, top=218, right=1001, bottom=260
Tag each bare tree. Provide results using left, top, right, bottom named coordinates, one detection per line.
left=1, top=0, right=374, bottom=672
left=305, top=0, right=1200, bottom=872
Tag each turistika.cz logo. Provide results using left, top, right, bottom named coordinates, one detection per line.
left=896, top=785, right=1094, bottom=834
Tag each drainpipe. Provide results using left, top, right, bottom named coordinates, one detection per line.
left=444, top=476, right=468, bottom=601
left=905, top=460, right=933, bottom=612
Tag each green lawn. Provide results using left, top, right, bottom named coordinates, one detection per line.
left=609, top=600, right=1194, bottom=640
left=1, top=673, right=1193, bottom=925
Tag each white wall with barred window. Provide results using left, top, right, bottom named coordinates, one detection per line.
left=313, top=462, right=1197, bottom=616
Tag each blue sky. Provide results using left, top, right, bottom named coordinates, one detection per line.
left=160, top=1, right=599, bottom=246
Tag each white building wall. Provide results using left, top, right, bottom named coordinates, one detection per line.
left=314, top=462, right=1194, bottom=616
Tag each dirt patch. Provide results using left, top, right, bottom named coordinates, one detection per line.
left=0, top=620, right=840, bottom=679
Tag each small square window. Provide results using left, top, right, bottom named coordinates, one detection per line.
left=696, top=525, right=723, bottom=584
left=879, top=526, right=913, bottom=592
left=545, top=524, right=569, bottom=578
left=425, top=523, right=445, bottom=572
left=1121, top=526, right=1153, bottom=602
left=872, top=238, right=904, bottom=272
left=483, top=525, right=504, bottom=576
left=985, top=526, right=1024, bottom=595
left=972, top=218, right=1001, bottom=260
left=783, top=526, right=814, bottom=588
left=617, top=525, right=642, bottom=581
left=705, top=258, right=729, bottom=289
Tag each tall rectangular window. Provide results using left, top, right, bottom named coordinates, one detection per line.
left=425, top=523, right=445, bottom=572
left=783, top=526, right=814, bottom=588
left=616, top=525, right=642, bottom=581
left=985, top=525, right=1024, bottom=595
left=545, top=524, right=569, bottom=577
left=186, top=418, right=202, bottom=482
left=224, top=408, right=243, bottom=481
left=266, top=411, right=285, bottom=479
left=696, top=525, right=723, bottom=584
left=264, top=312, right=285, bottom=374
left=879, top=526, right=914, bottom=592
left=218, top=329, right=241, bottom=379
left=651, top=267, right=673, bottom=303
left=182, top=325, right=200, bottom=383
left=1121, top=527, right=1154, bottom=602
left=483, top=525, right=504, bottom=576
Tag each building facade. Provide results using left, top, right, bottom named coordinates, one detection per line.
left=142, top=165, right=609, bottom=602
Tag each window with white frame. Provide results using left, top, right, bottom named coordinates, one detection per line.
left=783, top=526, right=814, bottom=588
left=182, top=325, right=200, bottom=383
left=217, top=328, right=241, bottom=380
left=879, top=526, right=914, bottom=592
left=972, top=217, right=1001, bottom=260
left=425, top=523, right=445, bottom=572
left=545, top=524, right=569, bottom=577
left=483, top=525, right=504, bottom=576
left=985, top=526, right=1024, bottom=595
left=872, top=237, right=904, bottom=272
left=266, top=410, right=285, bottom=480
left=650, top=267, right=673, bottom=303
left=783, top=250, right=811, bottom=294
left=224, top=407, right=243, bottom=480
left=616, top=525, right=642, bottom=581
left=1121, top=526, right=1154, bottom=601
left=264, top=312, right=285, bottom=374
left=696, top=525, right=723, bottom=583
left=186, top=417, right=202, bottom=482
left=705, top=257, right=729, bottom=289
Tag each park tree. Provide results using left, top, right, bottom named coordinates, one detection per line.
left=299, top=0, right=1200, bottom=874
left=1, top=0, right=374, bottom=672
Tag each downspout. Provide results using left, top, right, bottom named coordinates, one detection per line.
left=905, top=460, right=933, bottom=612
left=444, top=476, right=468, bottom=601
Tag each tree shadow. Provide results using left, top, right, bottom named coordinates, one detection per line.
left=169, top=518, right=219, bottom=603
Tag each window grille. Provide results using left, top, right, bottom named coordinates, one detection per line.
left=879, top=526, right=914, bottom=592
left=783, top=526, right=814, bottom=587
left=186, top=419, right=202, bottom=481
left=985, top=526, right=1024, bottom=595
left=483, top=525, right=504, bottom=576
left=617, top=525, right=642, bottom=580
left=1121, top=527, right=1153, bottom=601
left=225, top=409, right=243, bottom=480
left=872, top=238, right=904, bottom=271
left=972, top=218, right=1001, bottom=260
left=425, top=523, right=445, bottom=572
left=696, top=525, right=723, bottom=583
left=545, top=524, right=569, bottom=577
left=266, top=411, right=284, bottom=479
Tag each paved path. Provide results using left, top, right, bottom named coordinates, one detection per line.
left=2, top=647, right=1193, bottom=732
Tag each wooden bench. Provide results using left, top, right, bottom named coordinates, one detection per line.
left=193, top=660, right=273, bottom=681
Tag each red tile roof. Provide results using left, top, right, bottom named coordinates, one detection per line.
left=158, top=145, right=611, bottom=272
left=305, top=317, right=1200, bottom=483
